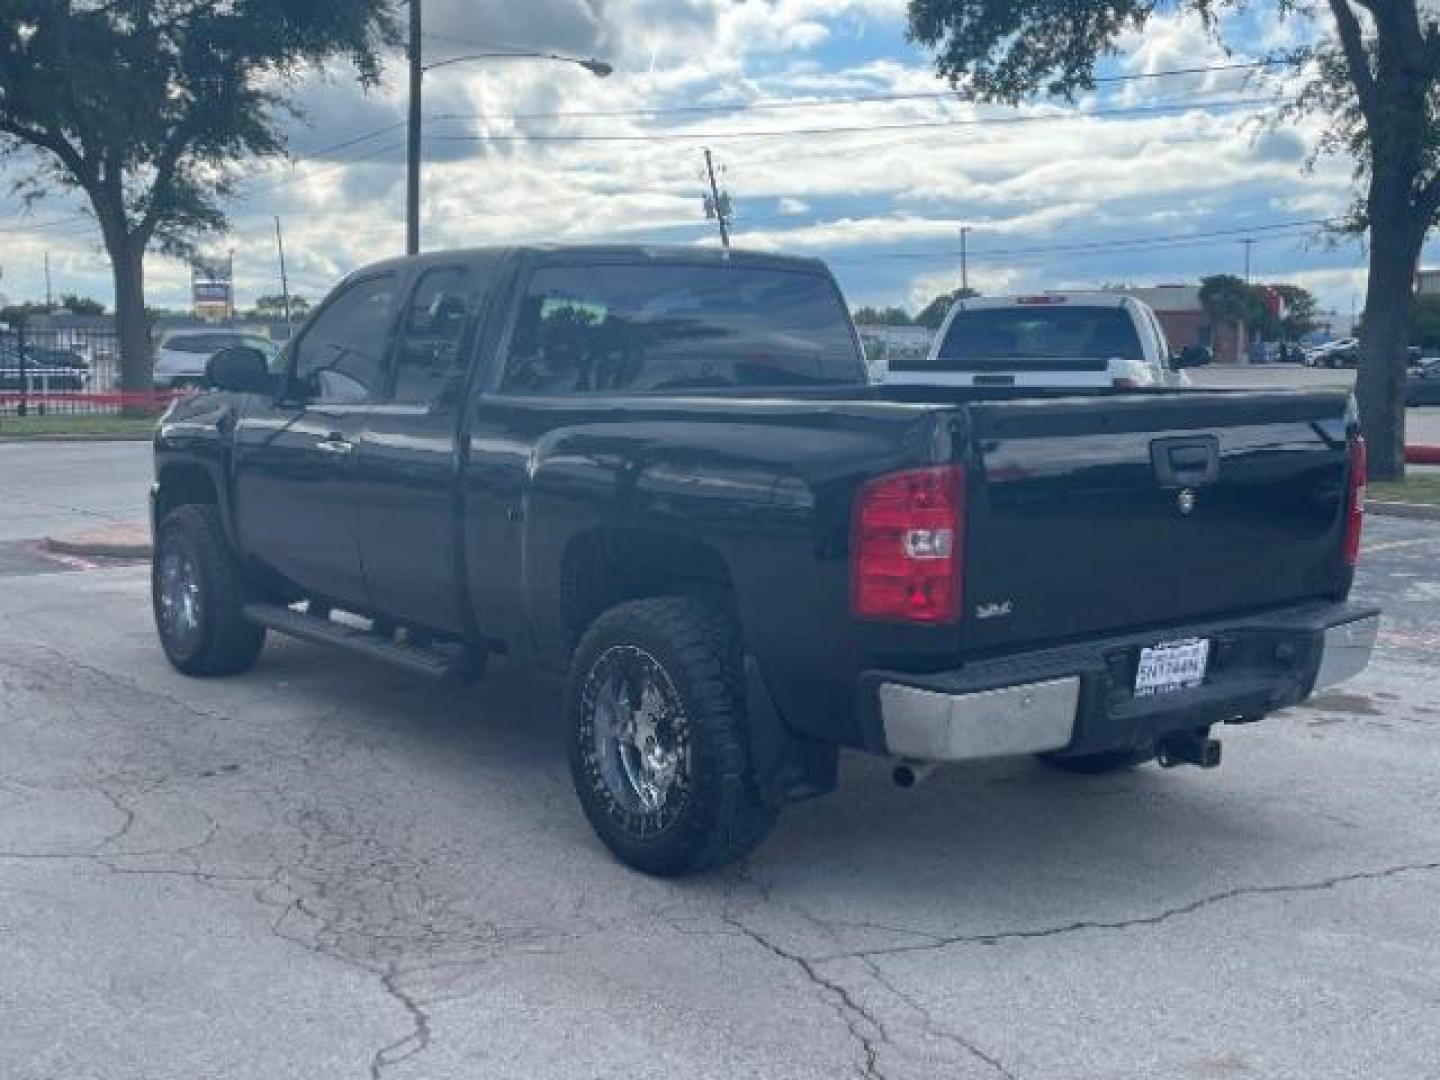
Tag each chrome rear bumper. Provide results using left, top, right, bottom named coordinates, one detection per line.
left=873, top=606, right=1380, bottom=763
left=878, top=677, right=1079, bottom=761
left=1311, top=613, right=1380, bottom=692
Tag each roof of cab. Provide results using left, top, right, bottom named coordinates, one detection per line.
left=350, top=244, right=829, bottom=279
left=957, top=291, right=1130, bottom=310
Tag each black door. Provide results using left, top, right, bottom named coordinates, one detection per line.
left=352, top=260, right=494, bottom=633
left=234, top=271, right=400, bottom=609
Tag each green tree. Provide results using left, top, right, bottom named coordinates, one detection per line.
left=1200, top=274, right=1266, bottom=333
left=908, top=0, right=1439, bottom=478
left=1411, top=293, right=1440, bottom=349
left=0, top=1, right=397, bottom=396
left=1269, top=284, right=1320, bottom=341
left=853, top=305, right=913, bottom=326
left=0, top=299, right=52, bottom=325
left=58, top=293, right=104, bottom=316
left=915, top=287, right=979, bottom=330
left=251, top=293, right=311, bottom=319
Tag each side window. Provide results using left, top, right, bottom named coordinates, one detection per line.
left=393, top=266, right=476, bottom=406
left=292, top=274, right=397, bottom=405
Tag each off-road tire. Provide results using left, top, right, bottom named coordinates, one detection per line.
left=152, top=504, right=265, bottom=677
left=566, top=597, right=778, bottom=876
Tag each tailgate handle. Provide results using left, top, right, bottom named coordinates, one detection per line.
left=1151, top=436, right=1219, bottom=488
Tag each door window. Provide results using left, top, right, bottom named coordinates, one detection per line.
left=292, top=274, right=397, bottom=405
left=393, top=266, right=476, bottom=406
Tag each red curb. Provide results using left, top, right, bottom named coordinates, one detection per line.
left=43, top=522, right=152, bottom=559
left=1406, top=445, right=1440, bottom=466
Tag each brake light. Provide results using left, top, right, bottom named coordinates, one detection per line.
left=1016, top=295, right=1066, bottom=305
left=1112, top=376, right=1142, bottom=389
left=851, top=465, right=965, bottom=624
left=1343, top=435, right=1366, bottom=567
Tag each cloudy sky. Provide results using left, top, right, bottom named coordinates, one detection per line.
left=0, top=0, right=1418, bottom=325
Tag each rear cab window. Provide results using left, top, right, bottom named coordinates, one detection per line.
left=904, top=304, right=1146, bottom=373
left=499, top=260, right=865, bottom=394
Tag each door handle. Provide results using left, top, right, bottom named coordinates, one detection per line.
left=317, top=433, right=354, bottom=454
left=1150, top=435, right=1219, bottom=488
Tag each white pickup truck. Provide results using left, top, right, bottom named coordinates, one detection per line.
left=885, top=292, right=1209, bottom=389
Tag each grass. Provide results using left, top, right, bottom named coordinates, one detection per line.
left=0, top=414, right=157, bottom=438
left=1371, top=474, right=1440, bottom=506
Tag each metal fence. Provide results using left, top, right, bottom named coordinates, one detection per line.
left=0, top=325, right=177, bottom=425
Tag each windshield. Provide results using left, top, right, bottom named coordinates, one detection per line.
left=903, top=305, right=1144, bottom=372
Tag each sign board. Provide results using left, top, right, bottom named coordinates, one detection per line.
left=191, top=255, right=234, bottom=318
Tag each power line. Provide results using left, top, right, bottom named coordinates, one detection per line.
left=426, top=96, right=1283, bottom=145
left=272, top=60, right=1281, bottom=155
left=819, top=218, right=1341, bottom=264
left=0, top=214, right=88, bottom=233
left=291, top=120, right=408, bottom=160
left=213, top=88, right=1278, bottom=222
left=431, top=59, right=1285, bottom=123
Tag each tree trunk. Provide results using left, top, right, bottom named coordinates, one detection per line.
left=108, top=235, right=152, bottom=406
left=1356, top=197, right=1420, bottom=481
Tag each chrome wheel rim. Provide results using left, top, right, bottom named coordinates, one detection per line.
left=580, top=645, right=692, bottom=834
left=157, top=544, right=202, bottom=649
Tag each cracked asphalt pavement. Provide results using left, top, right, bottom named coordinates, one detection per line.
left=3, top=442, right=1440, bottom=1079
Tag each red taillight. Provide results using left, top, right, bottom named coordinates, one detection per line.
left=1112, top=376, right=1142, bottom=389
left=851, top=465, right=965, bottom=624
left=1343, top=435, right=1366, bottom=567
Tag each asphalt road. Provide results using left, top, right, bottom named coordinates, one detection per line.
left=2, top=439, right=1440, bottom=1080
left=0, top=440, right=152, bottom=575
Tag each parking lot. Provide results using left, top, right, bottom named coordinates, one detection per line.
left=3, top=435, right=1440, bottom=1080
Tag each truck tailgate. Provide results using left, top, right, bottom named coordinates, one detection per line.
left=960, top=391, right=1354, bottom=653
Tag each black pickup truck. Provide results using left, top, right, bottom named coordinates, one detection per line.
left=151, top=245, right=1378, bottom=875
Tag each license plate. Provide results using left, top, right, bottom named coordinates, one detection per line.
left=1134, top=638, right=1210, bottom=698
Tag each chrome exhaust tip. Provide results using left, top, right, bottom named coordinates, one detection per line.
left=892, top=760, right=938, bottom=788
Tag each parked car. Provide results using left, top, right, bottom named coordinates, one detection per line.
left=885, top=292, right=1204, bottom=390
left=1305, top=338, right=1361, bottom=368
left=1408, top=358, right=1440, bottom=406
left=151, top=245, right=1378, bottom=876
left=153, top=330, right=280, bottom=389
left=0, top=340, right=87, bottom=391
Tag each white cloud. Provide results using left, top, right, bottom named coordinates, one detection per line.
left=0, top=0, right=1399, bottom=320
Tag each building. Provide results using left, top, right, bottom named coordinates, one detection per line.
left=1417, top=268, right=1440, bottom=296
left=1105, top=284, right=1247, bottom=364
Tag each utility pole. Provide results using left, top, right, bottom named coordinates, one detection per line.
left=406, top=0, right=423, bottom=255
left=43, top=251, right=52, bottom=308
left=702, top=148, right=732, bottom=249
left=960, top=226, right=971, bottom=293
left=1243, top=238, right=1254, bottom=284
left=274, top=216, right=293, bottom=326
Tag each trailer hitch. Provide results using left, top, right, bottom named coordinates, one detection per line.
left=1157, top=730, right=1222, bottom=769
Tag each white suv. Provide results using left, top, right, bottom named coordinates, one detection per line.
left=153, top=331, right=280, bottom=389
left=886, top=292, right=1205, bottom=389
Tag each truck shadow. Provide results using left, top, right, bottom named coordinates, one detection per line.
left=253, top=636, right=1340, bottom=946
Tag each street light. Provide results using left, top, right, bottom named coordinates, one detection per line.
left=423, top=52, right=613, bottom=77
left=406, top=10, right=613, bottom=254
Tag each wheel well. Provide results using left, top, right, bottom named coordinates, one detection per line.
left=155, top=463, right=219, bottom=523
left=562, top=529, right=738, bottom=648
